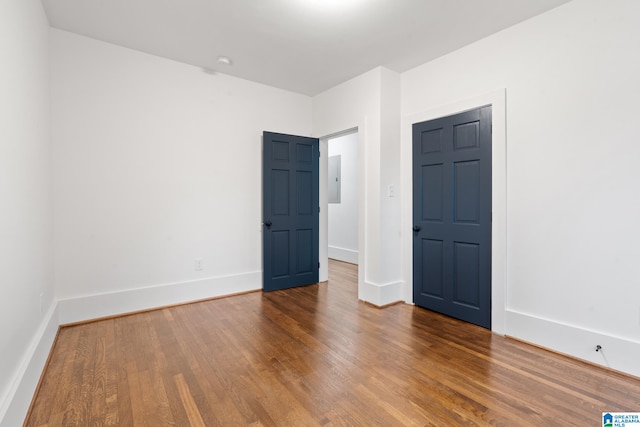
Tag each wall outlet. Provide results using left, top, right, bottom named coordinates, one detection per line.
left=194, top=258, right=203, bottom=271
left=388, top=184, right=395, bottom=197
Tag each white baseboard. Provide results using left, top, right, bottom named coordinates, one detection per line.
left=361, top=280, right=403, bottom=307
left=0, top=303, right=59, bottom=427
left=58, top=271, right=262, bottom=325
left=506, top=310, right=640, bottom=378
left=328, top=246, right=358, bottom=265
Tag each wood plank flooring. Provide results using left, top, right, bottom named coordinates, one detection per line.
left=26, top=260, right=640, bottom=426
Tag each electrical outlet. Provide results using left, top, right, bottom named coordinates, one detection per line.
left=194, top=258, right=203, bottom=271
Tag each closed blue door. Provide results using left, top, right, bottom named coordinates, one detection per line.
left=263, top=131, right=319, bottom=291
left=412, top=106, right=492, bottom=328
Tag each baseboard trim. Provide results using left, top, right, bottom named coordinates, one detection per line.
left=363, top=300, right=405, bottom=309
left=361, top=280, right=403, bottom=307
left=506, top=309, right=640, bottom=378
left=21, top=328, right=62, bottom=426
left=61, top=288, right=262, bottom=327
left=0, top=303, right=59, bottom=427
left=328, top=246, right=358, bottom=265
left=505, top=335, right=640, bottom=381
left=58, top=271, right=262, bottom=325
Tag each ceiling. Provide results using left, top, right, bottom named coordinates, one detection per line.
left=41, top=0, right=572, bottom=96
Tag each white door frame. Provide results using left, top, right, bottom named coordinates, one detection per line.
left=401, top=89, right=507, bottom=334
left=319, top=125, right=364, bottom=296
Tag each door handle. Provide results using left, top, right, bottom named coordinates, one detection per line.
left=413, top=225, right=421, bottom=232
left=264, top=220, right=272, bottom=228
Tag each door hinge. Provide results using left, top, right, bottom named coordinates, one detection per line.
left=318, top=262, right=320, bottom=268
left=319, top=206, right=321, bottom=213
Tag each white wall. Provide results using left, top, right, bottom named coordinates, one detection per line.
left=401, top=0, right=640, bottom=376
left=51, top=29, right=312, bottom=322
left=0, top=0, right=56, bottom=425
left=328, top=132, right=358, bottom=264
left=313, top=67, right=402, bottom=306
left=379, top=68, right=402, bottom=288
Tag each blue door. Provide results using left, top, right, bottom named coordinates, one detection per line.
left=263, top=131, right=319, bottom=291
left=412, top=106, right=492, bottom=328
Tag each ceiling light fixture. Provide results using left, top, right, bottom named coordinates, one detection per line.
left=300, top=0, right=364, bottom=10
left=217, top=56, right=232, bottom=66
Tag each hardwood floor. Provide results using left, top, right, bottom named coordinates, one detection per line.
left=26, top=260, right=640, bottom=426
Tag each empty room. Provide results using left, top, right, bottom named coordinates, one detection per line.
left=2, top=0, right=640, bottom=425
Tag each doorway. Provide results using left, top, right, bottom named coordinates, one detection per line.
left=327, top=131, right=359, bottom=267
left=318, top=127, right=361, bottom=286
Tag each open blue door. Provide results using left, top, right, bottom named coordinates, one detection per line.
left=263, top=131, right=319, bottom=291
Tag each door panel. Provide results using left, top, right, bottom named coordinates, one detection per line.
left=412, top=106, right=492, bottom=328
left=453, top=241, right=480, bottom=307
left=263, top=131, right=319, bottom=291
left=422, top=164, right=443, bottom=221
left=421, top=238, right=444, bottom=298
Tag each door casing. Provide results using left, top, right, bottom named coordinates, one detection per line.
left=401, top=89, right=507, bottom=334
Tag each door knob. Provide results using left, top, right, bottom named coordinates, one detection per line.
left=264, top=220, right=272, bottom=227
left=413, top=225, right=421, bottom=232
